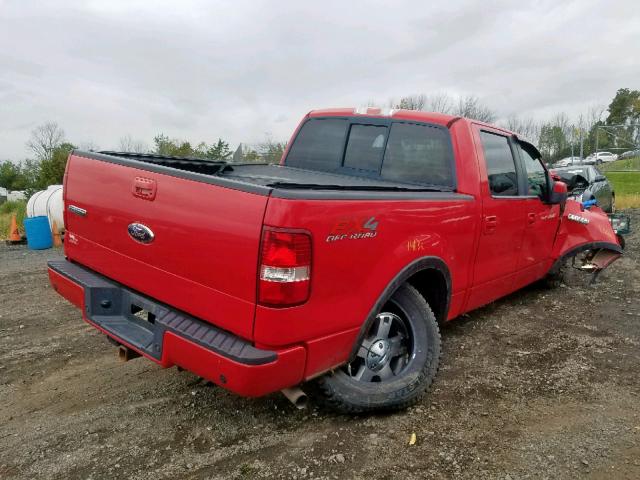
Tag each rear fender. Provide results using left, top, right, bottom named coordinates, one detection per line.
left=549, top=200, right=622, bottom=274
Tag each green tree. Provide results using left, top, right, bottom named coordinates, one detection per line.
left=604, top=88, right=640, bottom=151
left=606, top=88, right=640, bottom=126
left=0, top=161, right=28, bottom=190
left=154, top=135, right=232, bottom=161
left=538, top=124, right=569, bottom=162
left=153, top=134, right=196, bottom=157
left=206, top=138, right=232, bottom=161
left=36, top=143, right=75, bottom=188
left=20, top=159, right=42, bottom=197
left=260, top=139, right=286, bottom=164
left=242, top=148, right=261, bottom=162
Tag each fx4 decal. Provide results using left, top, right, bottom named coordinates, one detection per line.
left=326, top=216, right=378, bottom=242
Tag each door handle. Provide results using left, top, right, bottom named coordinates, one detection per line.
left=483, top=215, right=498, bottom=234
left=527, top=212, right=536, bottom=225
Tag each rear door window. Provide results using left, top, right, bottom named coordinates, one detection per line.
left=479, top=131, right=519, bottom=196
left=381, top=123, right=453, bottom=186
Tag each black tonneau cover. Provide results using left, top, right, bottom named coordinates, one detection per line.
left=85, top=150, right=469, bottom=200
left=222, top=164, right=449, bottom=191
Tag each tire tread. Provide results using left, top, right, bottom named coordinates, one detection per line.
left=315, top=284, right=441, bottom=413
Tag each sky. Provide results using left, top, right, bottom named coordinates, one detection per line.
left=1, top=0, right=639, bottom=161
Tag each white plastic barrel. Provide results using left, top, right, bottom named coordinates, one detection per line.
left=26, top=185, right=64, bottom=229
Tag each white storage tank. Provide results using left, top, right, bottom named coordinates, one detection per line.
left=26, top=185, right=64, bottom=229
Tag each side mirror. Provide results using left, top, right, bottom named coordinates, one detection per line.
left=594, top=174, right=606, bottom=182
left=548, top=180, right=568, bottom=205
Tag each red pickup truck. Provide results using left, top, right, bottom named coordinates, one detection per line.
left=48, top=108, right=622, bottom=412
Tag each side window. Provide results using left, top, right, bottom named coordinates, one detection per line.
left=381, top=123, right=454, bottom=186
left=479, top=131, right=518, bottom=196
left=343, top=124, right=388, bottom=172
left=518, top=143, right=548, bottom=198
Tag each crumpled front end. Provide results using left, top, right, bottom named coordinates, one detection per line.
left=549, top=200, right=623, bottom=278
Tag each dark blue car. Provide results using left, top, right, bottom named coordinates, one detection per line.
left=550, top=166, right=615, bottom=213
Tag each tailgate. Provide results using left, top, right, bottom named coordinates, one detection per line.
left=63, top=152, right=269, bottom=340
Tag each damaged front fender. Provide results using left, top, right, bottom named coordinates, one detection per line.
left=548, top=200, right=622, bottom=278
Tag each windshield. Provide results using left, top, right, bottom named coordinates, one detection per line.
left=284, top=117, right=455, bottom=187
left=551, top=167, right=590, bottom=192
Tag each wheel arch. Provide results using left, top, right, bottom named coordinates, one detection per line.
left=548, top=241, right=622, bottom=275
left=348, top=256, right=451, bottom=360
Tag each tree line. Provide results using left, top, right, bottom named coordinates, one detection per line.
left=0, top=126, right=286, bottom=195
left=2, top=87, right=637, bottom=194
left=386, top=88, right=639, bottom=162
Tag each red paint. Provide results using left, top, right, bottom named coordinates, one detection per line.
left=50, top=109, right=621, bottom=398
left=303, top=327, right=361, bottom=380
left=161, top=333, right=306, bottom=397
left=48, top=268, right=84, bottom=309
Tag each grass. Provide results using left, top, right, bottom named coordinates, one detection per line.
left=0, top=199, right=27, bottom=240
left=601, top=156, right=640, bottom=172
left=606, top=171, right=640, bottom=209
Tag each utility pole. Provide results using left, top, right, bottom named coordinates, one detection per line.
left=579, top=128, right=584, bottom=160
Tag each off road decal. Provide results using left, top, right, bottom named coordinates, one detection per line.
left=326, top=216, right=378, bottom=242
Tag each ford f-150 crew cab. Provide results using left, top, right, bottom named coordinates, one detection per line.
left=48, top=107, right=623, bottom=412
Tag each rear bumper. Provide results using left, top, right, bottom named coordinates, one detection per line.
left=47, top=260, right=306, bottom=397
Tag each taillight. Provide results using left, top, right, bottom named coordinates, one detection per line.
left=258, top=228, right=312, bottom=307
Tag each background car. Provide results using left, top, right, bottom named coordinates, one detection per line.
left=619, top=149, right=640, bottom=160
left=584, top=151, right=618, bottom=164
left=550, top=165, right=615, bottom=212
left=553, top=156, right=583, bottom=167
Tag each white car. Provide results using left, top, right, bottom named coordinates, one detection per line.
left=585, top=152, right=618, bottom=164
left=553, top=156, right=582, bottom=167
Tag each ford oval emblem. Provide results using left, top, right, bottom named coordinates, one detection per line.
left=127, top=223, right=155, bottom=244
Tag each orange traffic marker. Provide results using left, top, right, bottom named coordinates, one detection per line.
left=52, top=220, right=62, bottom=247
left=8, top=213, right=22, bottom=243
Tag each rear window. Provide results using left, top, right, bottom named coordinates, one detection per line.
left=285, top=117, right=454, bottom=187
left=343, top=124, right=387, bottom=172
left=285, top=118, right=348, bottom=171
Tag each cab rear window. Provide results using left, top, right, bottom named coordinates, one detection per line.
left=285, top=117, right=455, bottom=187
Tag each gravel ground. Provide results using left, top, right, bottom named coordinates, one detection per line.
left=1, top=210, right=639, bottom=479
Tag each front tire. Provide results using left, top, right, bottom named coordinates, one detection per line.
left=543, top=259, right=566, bottom=289
left=315, top=284, right=441, bottom=413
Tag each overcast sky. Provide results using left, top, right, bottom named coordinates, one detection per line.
left=1, top=0, right=639, bottom=160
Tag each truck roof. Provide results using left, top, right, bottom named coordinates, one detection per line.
left=308, top=108, right=521, bottom=139
left=308, top=107, right=460, bottom=127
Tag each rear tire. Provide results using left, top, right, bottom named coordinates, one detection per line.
left=315, top=284, right=441, bottom=413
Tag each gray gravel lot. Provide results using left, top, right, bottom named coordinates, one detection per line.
left=1, top=211, right=639, bottom=479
